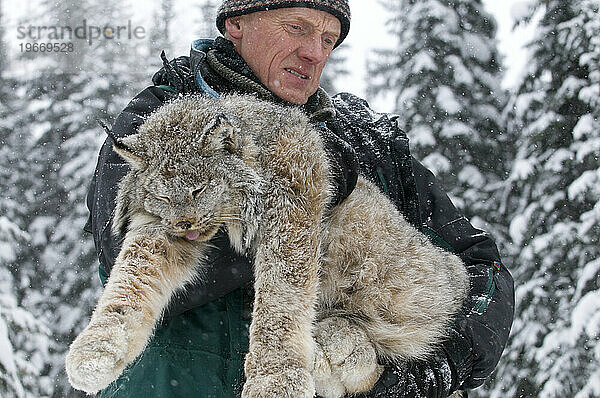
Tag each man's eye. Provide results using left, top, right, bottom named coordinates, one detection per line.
left=288, top=24, right=303, bottom=32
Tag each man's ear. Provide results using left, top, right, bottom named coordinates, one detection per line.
left=113, top=134, right=147, bottom=170
left=224, top=17, right=244, bottom=40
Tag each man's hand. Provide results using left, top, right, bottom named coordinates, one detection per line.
left=312, top=317, right=383, bottom=398
left=355, top=350, right=459, bottom=398
left=152, top=52, right=197, bottom=95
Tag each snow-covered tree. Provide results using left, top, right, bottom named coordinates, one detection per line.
left=196, top=0, right=220, bottom=38
left=148, top=0, right=175, bottom=68
left=3, top=1, right=147, bottom=396
left=320, top=42, right=350, bottom=94
left=477, top=1, right=600, bottom=397
left=367, top=0, right=510, bottom=235
left=0, top=219, right=52, bottom=398
left=1, top=41, right=52, bottom=395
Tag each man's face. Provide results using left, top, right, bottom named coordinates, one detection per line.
left=227, top=8, right=341, bottom=104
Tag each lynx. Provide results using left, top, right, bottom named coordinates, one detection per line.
left=66, top=94, right=468, bottom=398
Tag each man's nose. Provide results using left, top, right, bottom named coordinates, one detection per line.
left=297, top=35, right=327, bottom=64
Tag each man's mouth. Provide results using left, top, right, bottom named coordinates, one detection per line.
left=285, top=68, right=310, bottom=80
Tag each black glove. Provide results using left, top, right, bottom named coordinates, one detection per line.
left=152, top=51, right=197, bottom=95
left=357, top=351, right=457, bottom=398
left=317, top=125, right=359, bottom=210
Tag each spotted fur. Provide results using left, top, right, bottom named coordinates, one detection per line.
left=66, top=94, right=468, bottom=397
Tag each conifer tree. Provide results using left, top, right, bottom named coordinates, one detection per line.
left=196, top=0, right=219, bottom=38
left=5, top=1, right=146, bottom=395
left=477, top=1, right=600, bottom=396
left=320, top=42, right=350, bottom=94
left=0, top=221, right=52, bottom=398
left=148, top=0, right=175, bottom=70
left=0, top=8, right=53, bottom=396
left=0, top=105, right=47, bottom=398
left=368, top=0, right=510, bottom=236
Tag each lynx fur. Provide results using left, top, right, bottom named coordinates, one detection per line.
left=66, top=94, right=468, bottom=398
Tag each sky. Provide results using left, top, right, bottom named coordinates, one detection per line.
left=481, top=0, right=539, bottom=89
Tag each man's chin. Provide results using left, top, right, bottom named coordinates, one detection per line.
left=285, top=96, right=309, bottom=105
left=270, top=84, right=315, bottom=105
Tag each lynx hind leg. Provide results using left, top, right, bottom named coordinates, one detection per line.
left=312, top=317, right=383, bottom=398
left=322, top=176, right=469, bottom=361
left=66, top=233, right=205, bottom=394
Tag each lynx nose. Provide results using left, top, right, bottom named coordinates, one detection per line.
left=174, top=220, right=193, bottom=230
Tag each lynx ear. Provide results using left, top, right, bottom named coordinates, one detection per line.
left=99, top=119, right=146, bottom=169
left=112, top=134, right=147, bottom=170
left=200, top=113, right=239, bottom=154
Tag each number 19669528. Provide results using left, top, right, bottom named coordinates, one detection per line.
left=20, top=42, right=74, bottom=53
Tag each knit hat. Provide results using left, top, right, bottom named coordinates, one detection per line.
left=216, top=0, right=350, bottom=48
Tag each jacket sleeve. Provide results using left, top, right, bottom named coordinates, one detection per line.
left=413, top=159, right=515, bottom=390
left=361, top=160, right=515, bottom=396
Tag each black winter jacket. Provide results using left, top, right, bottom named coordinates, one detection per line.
left=85, top=38, right=514, bottom=396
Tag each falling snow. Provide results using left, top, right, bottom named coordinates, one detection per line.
left=1, top=0, right=599, bottom=397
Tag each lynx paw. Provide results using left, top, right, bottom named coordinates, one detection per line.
left=65, top=317, right=129, bottom=394
left=312, top=317, right=383, bottom=398
left=242, top=367, right=315, bottom=398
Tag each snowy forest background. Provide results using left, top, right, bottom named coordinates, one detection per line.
left=0, top=0, right=598, bottom=397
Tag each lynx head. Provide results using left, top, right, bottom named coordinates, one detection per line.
left=112, top=97, right=265, bottom=252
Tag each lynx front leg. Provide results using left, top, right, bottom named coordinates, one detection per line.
left=66, top=233, right=203, bottom=394
left=240, top=124, right=330, bottom=397
left=242, top=230, right=321, bottom=398
left=242, top=201, right=326, bottom=397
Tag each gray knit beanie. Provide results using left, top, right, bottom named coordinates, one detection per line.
left=216, top=0, right=351, bottom=48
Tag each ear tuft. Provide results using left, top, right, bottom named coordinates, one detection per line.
left=97, top=119, right=116, bottom=140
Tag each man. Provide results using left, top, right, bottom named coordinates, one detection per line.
left=85, top=1, right=515, bottom=396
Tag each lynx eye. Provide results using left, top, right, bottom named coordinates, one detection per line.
left=191, top=186, right=207, bottom=199
left=155, top=195, right=171, bottom=204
